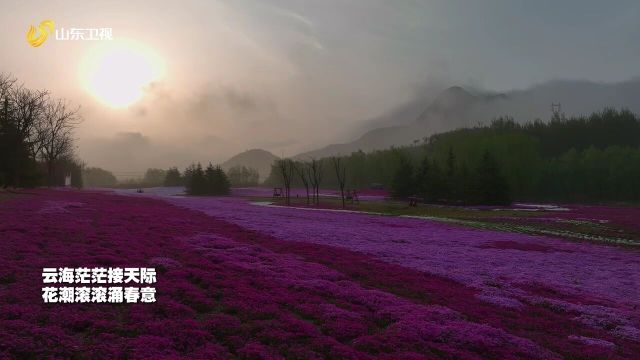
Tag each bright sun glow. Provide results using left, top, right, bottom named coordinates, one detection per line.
left=79, top=40, right=164, bottom=108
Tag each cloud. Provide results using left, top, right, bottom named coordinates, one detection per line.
left=20, top=0, right=637, bottom=175
left=252, top=138, right=298, bottom=150
left=79, top=82, right=295, bottom=172
left=268, top=6, right=314, bottom=30
left=115, top=132, right=149, bottom=145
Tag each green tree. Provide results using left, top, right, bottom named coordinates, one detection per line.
left=474, top=150, right=511, bottom=205
left=415, top=156, right=430, bottom=200
left=83, top=167, right=117, bottom=187
left=205, top=164, right=231, bottom=195
left=164, top=167, right=183, bottom=186
left=185, top=163, right=207, bottom=195
left=227, top=165, right=259, bottom=186
left=144, top=168, right=167, bottom=187
left=444, top=147, right=456, bottom=199
left=391, top=156, right=415, bottom=198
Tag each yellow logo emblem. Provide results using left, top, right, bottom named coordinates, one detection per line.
left=26, top=20, right=55, bottom=47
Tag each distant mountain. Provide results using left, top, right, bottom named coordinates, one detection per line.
left=414, top=86, right=509, bottom=130
left=221, top=149, right=279, bottom=182
left=295, top=86, right=487, bottom=159
left=295, top=79, right=640, bottom=159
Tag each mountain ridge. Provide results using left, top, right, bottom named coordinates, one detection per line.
left=221, top=149, right=279, bottom=182
left=294, top=79, right=640, bottom=159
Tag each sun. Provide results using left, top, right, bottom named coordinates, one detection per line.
left=79, top=40, right=164, bottom=108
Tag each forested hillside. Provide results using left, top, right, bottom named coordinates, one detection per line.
left=267, top=108, right=640, bottom=203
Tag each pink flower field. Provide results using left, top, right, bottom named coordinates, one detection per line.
left=1, top=189, right=639, bottom=359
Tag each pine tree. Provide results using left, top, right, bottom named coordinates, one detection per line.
left=421, top=159, right=447, bottom=203
left=214, top=166, right=231, bottom=195
left=205, top=163, right=217, bottom=195
left=415, top=156, right=430, bottom=200
left=456, top=162, right=472, bottom=204
left=164, top=167, right=183, bottom=186
left=444, top=147, right=456, bottom=200
left=193, top=163, right=231, bottom=195
left=186, top=163, right=207, bottom=195
left=475, top=150, right=511, bottom=205
left=391, top=156, right=415, bottom=198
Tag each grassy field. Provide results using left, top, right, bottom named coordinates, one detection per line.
left=250, top=196, right=640, bottom=246
left=0, top=190, right=27, bottom=203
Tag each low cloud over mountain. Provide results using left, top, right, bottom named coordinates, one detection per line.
left=295, top=78, right=640, bottom=159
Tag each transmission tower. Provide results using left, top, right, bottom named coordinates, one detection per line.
left=551, top=103, right=562, bottom=118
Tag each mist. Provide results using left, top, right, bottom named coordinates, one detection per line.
left=2, top=0, right=639, bottom=175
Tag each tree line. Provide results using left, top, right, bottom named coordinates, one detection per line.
left=82, top=165, right=258, bottom=192
left=266, top=107, right=640, bottom=204
left=226, top=166, right=259, bottom=187
left=422, top=108, right=640, bottom=202
left=0, top=73, right=82, bottom=188
left=135, top=164, right=232, bottom=195
left=391, top=148, right=511, bottom=205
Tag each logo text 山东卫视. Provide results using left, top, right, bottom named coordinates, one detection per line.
left=26, top=20, right=113, bottom=47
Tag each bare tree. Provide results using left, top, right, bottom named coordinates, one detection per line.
left=331, top=156, right=347, bottom=208
left=294, top=161, right=311, bottom=204
left=277, top=158, right=295, bottom=205
left=0, top=73, right=81, bottom=188
left=40, top=98, right=81, bottom=186
left=0, top=74, right=16, bottom=135
left=0, top=74, right=16, bottom=100
left=0, top=75, right=49, bottom=186
left=10, top=84, right=49, bottom=158
left=0, top=74, right=17, bottom=187
left=308, top=158, right=323, bottom=205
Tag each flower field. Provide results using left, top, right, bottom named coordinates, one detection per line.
left=1, top=189, right=639, bottom=358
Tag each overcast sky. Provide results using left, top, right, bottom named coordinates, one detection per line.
left=2, top=0, right=639, bottom=174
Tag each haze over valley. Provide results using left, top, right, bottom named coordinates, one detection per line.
left=2, top=1, right=639, bottom=176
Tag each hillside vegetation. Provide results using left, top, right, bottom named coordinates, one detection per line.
left=268, top=108, right=640, bottom=203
